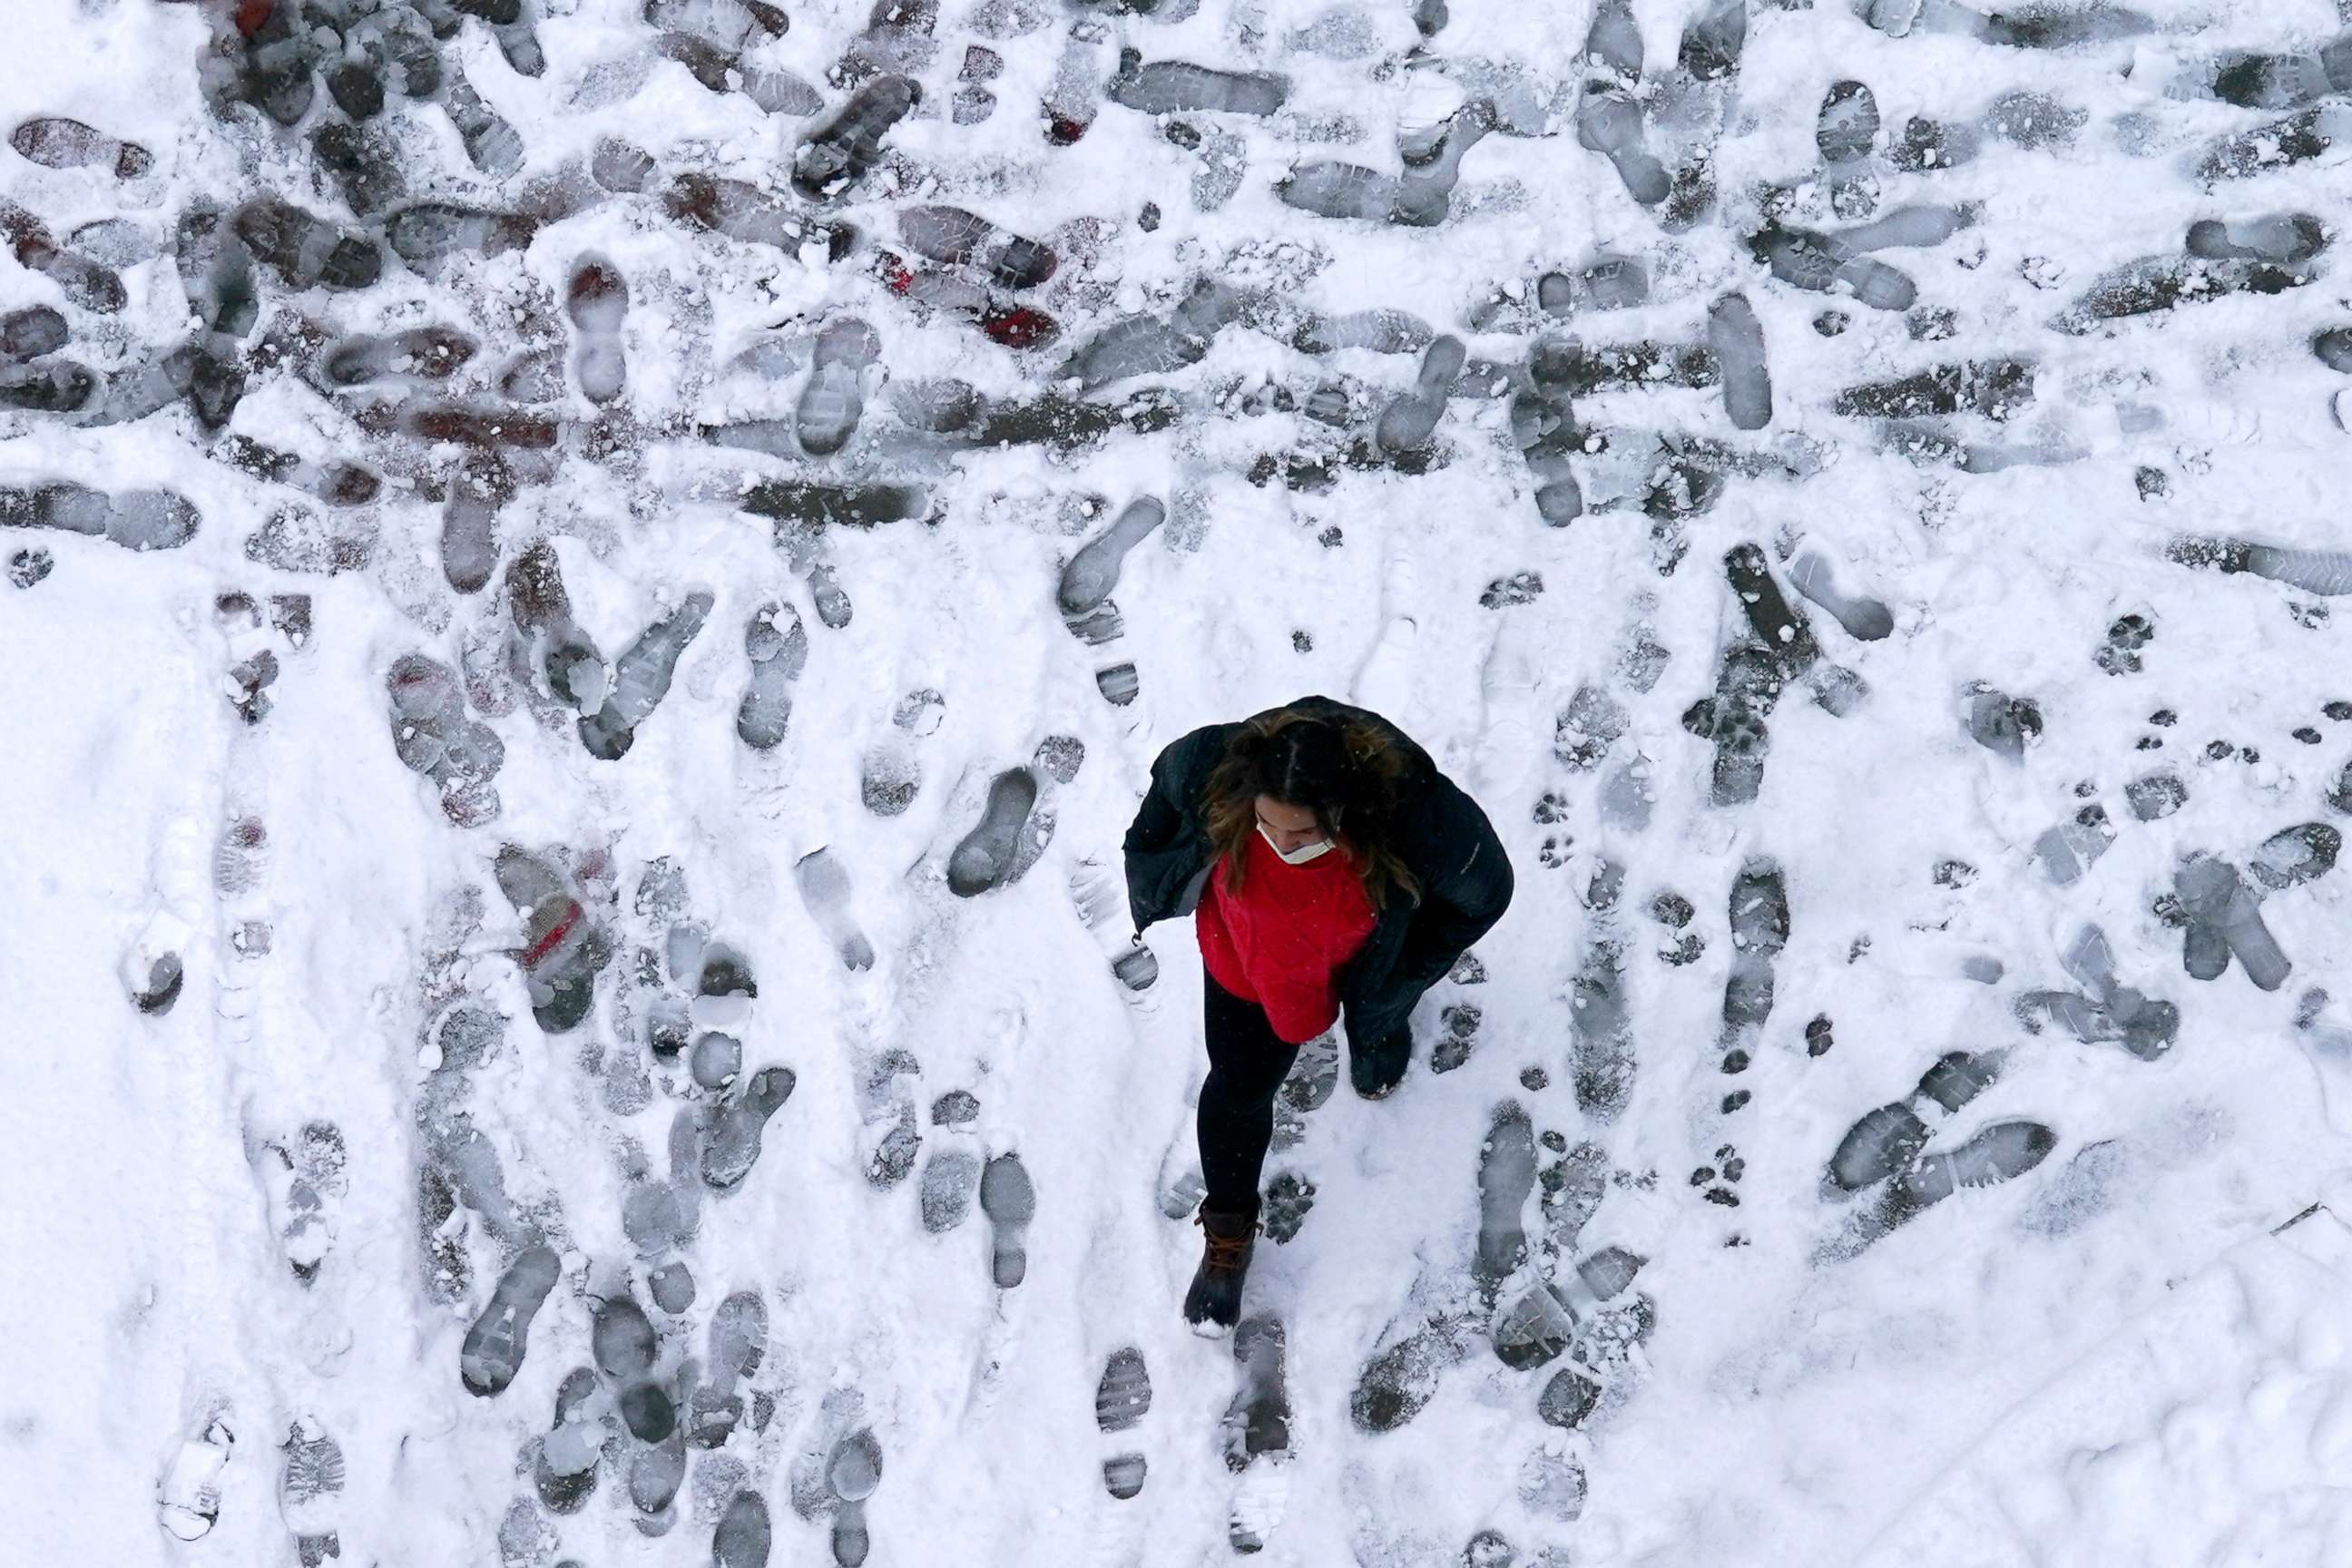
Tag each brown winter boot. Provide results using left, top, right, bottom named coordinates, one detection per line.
left=1183, top=1206, right=1259, bottom=1331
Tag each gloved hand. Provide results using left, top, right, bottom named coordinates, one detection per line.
left=1112, top=932, right=1160, bottom=994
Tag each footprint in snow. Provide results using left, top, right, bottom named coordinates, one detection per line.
left=980, top=1152, right=1036, bottom=1289
left=1719, top=858, right=1788, bottom=1066
left=1094, top=1346, right=1152, bottom=1500
left=791, top=74, right=919, bottom=203
left=11, top=114, right=152, bottom=178
left=384, top=652, right=504, bottom=827
left=2015, top=923, right=2179, bottom=1062
left=695, top=941, right=758, bottom=1025
left=1787, top=549, right=1894, bottom=642
left=531, top=1367, right=606, bottom=1514
left=461, top=1244, right=561, bottom=1396
left=1057, top=494, right=1166, bottom=705
left=1537, top=1139, right=1608, bottom=1268
left=1570, top=932, right=1633, bottom=1121
left=592, top=1289, right=660, bottom=1384
left=897, top=203, right=1058, bottom=289
left=796, top=317, right=880, bottom=456
left=1349, top=1313, right=1472, bottom=1434
left=1812, top=78, right=1883, bottom=217
left=701, top=1065, right=797, bottom=1192
left=794, top=846, right=876, bottom=972
left=738, top=600, right=808, bottom=753
left=580, top=589, right=715, bottom=761
left=157, top=1409, right=234, bottom=1541
left=1372, top=335, right=1466, bottom=457
left=251, top=1119, right=348, bottom=1286
left=1489, top=1242, right=1649, bottom=1386
left=691, top=1450, right=753, bottom=1525
left=919, top=1130, right=981, bottom=1234
left=1521, top=1446, right=1590, bottom=1523
left=505, top=540, right=606, bottom=717
left=1820, top=1050, right=2056, bottom=1254
left=826, top=1426, right=885, bottom=1567
left=714, top=1489, right=772, bottom=1568
left=320, top=325, right=476, bottom=389
left=1474, top=1102, right=1537, bottom=1303
left=630, top=1420, right=689, bottom=1522
left=623, top=1149, right=703, bottom=1259
left=946, top=767, right=1040, bottom=897
left=650, top=1259, right=695, bottom=1315
left=278, top=1415, right=344, bottom=1566
left=2171, top=853, right=2292, bottom=992
left=564, top=255, right=627, bottom=406
left=1576, top=0, right=1669, bottom=209
left=841, top=1047, right=918, bottom=1191
left=1223, top=1316, right=1293, bottom=1553
left=438, top=453, right=508, bottom=596
left=493, top=844, right=611, bottom=1035
left=1538, top=1366, right=1604, bottom=1432
left=590, top=1284, right=688, bottom=1521
left=860, top=686, right=944, bottom=817
left=687, top=1289, right=768, bottom=1450
left=691, top=1033, right=743, bottom=1093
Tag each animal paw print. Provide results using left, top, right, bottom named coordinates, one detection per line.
left=1538, top=835, right=1573, bottom=870
left=1480, top=570, right=1544, bottom=610
left=1431, top=1004, right=1480, bottom=1073
left=1690, top=1144, right=1744, bottom=1207
left=2197, top=737, right=2261, bottom=767
left=1263, top=1171, right=1316, bottom=1244
left=1650, top=891, right=1703, bottom=965
left=1805, top=1014, right=1834, bottom=1056
left=2095, top=612, right=2154, bottom=675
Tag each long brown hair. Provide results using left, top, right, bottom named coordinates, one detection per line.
left=1202, top=708, right=1421, bottom=910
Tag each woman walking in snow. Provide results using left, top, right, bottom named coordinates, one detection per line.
left=1122, top=697, right=1514, bottom=1329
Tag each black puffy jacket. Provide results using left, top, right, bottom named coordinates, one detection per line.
left=1122, top=695, right=1514, bottom=1050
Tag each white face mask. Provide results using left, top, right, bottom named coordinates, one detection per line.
left=1259, top=823, right=1335, bottom=866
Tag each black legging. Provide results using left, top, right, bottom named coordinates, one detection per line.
left=1199, top=969, right=1303, bottom=1217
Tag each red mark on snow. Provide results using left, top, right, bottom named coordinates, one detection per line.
left=524, top=900, right=583, bottom=967
left=980, top=306, right=1057, bottom=350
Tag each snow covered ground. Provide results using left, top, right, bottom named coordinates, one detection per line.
left=5, top=0, right=2352, bottom=1563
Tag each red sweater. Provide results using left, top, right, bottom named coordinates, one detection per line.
left=1197, top=832, right=1378, bottom=1044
